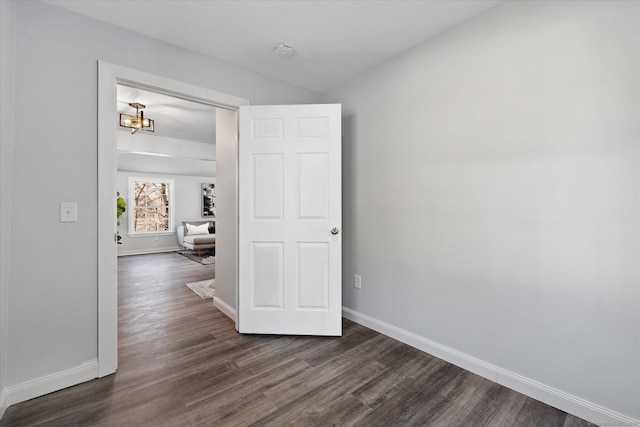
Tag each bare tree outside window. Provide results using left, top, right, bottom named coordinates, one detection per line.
left=133, top=181, right=170, bottom=231
left=128, top=177, right=175, bottom=235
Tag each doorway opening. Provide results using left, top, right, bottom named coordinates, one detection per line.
left=115, top=83, right=218, bottom=257
left=98, top=61, right=249, bottom=377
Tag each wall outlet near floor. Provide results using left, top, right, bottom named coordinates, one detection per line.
left=354, top=274, right=362, bottom=290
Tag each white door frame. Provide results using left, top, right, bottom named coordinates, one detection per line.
left=97, top=61, right=249, bottom=377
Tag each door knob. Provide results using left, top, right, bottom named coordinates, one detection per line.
left=331, top=227, right=339, bottom=235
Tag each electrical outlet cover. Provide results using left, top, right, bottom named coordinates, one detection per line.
left=60, top=202, right=78, bottom=222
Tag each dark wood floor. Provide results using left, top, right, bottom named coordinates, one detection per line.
left=3, top=252, right=594, bottom=426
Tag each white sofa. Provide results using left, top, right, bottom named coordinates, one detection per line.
left=177, top=220, right=215, bottom=256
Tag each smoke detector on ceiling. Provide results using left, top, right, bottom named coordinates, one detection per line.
left=274, top=43, right=294, bottom=58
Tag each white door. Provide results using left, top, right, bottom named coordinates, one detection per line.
left=238, top=104, right=342, bottom=335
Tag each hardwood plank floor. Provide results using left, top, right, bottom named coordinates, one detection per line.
left=2, top=252, right=595, bottom=426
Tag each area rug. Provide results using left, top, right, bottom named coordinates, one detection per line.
left=177, top=250, right=216, bottom=265
left=186, top=279, right=215, bottom=300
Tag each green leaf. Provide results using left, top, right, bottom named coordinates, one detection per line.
left=116, top=195, right=127, bottom=218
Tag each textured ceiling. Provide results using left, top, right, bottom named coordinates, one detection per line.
left=46, top=0, right=506, bottom=92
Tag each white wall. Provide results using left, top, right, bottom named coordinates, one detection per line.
left=0, top=0, right=16, bottom=417
left=214, top=108, right=239, bottom=320
left=6, top=0, right=319, bottom=391
left=323, top=0, right=639, bottom=422
left=116, top=171, right=215, bottom=255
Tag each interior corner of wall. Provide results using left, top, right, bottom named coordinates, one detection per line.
left=213, top=296, right=236, bottom=322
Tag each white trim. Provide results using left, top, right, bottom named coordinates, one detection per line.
left=3, top=359, right=98, bottom=409
left=125, top=232, right=175, bottom=238
left=98, top=61, right=249, bottom=378
left=495, top=370, right=639, bottom=427
left=117, top=247, right=182, bottom=257
left=214, top=296, right=236, bottom=321
left=342, top=307, right=638, bottom=427
left=98, top=61, right=119, bottom=377
left=0, top=387, right=7, bottom=420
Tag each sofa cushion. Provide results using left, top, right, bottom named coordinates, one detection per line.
left=183, top=220, right=214, bottom=235
left=186, top=222, right=209, bottom=235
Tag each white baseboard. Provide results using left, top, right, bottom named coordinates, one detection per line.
left=213, top=296, right=236, bottom=321
left=117, top=246, right=181, bottom=256
left=342, top=307, right=638, bottom=427
left=4, top=359, right=98, bottom=409
left=0, top=387, right=7, bottom=421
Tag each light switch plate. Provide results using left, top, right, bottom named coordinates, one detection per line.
left=60, top=202, right=77, bottom=222
left=354, top=275, right=362, bottom=290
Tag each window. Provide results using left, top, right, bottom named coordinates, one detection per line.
left=128, top=177, right=175, bottom=235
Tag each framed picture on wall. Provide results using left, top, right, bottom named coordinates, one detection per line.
left=202, top=183, right=216, bottom=217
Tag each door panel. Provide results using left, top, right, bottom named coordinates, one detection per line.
left=298, top=153, right=329, bottom=219
left=251, top=242, right=284, bottom=308
left=238, top=104, right=341, bottom=336
left=253, top=154, right=284, bottom=220
left=253, top=118, right=284, bottom=141
left=297, top=242, right=329, bottom=309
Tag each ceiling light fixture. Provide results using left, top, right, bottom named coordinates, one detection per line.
left=274, top=43, right=294, bottom=58
left=119, top=102, right=154, bottom=134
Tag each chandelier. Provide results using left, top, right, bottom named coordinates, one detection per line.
left=119, top=102, right=154, bottom=134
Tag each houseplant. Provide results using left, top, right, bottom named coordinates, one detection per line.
left=116, top=192, right=126, bottom=244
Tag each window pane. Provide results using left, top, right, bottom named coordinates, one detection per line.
left=133, top=207, right=169, bottom=232
left=134, top=181, right=169, bottom=207
left=128, top=177, right=174, bottom=235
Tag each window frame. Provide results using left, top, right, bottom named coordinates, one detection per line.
left=127, top=176, right=175, bottom=237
